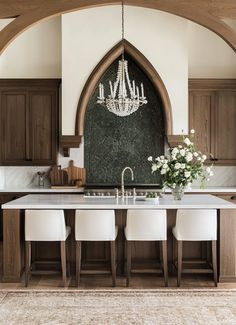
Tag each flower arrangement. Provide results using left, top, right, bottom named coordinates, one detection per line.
left=148, top=130, right=213, bottom=192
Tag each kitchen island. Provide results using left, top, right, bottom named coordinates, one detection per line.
left=2, top=194, right=236, bottom=284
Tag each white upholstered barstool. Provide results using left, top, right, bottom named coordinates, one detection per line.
left=125, top=209, right=168, bottom=287
left=25, top=210, right=71, bottom=287
left=172, top=209, right=217, bottom=286
left=75, top=210, right=118, bottom=287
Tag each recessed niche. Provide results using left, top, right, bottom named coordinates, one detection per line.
left=84, top=53, right=165, bottom=186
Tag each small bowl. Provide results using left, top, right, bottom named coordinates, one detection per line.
left=145, top=197, right=159, bottom=203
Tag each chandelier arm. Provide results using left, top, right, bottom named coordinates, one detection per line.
left=124, top=61, right=133, bottom=97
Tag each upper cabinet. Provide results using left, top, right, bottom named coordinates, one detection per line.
left=0, top=79, right=60, bottom=166
left=189, top=79, right=236, bottom=165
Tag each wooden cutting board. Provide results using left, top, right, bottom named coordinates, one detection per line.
left=63, top=160, right=86, bottom=186
left=49, top=165, right=68, bottom=186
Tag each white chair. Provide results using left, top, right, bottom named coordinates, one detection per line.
left=75, top=210, right=118, bottom=286
left=25, top=210, right=71, bottom=287
left=172, top=209, right=217, bottom=286
left=125, top=209, right=168, bottom=287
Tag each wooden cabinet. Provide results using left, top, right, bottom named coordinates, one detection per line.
left=189, top=91, right=213, bottom=160
left=0, top=79, right=60, bottom=165
left=0, top=193, right=24, bottom=240
left=189, top=79, right=236, bottom=165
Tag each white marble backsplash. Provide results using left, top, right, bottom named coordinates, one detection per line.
left=192, top=166, right=236, bottom=187
left=0, top=168, right=5, bottom=189
left=0, top=165, right=235, bottom=189
left=0, top=166, right=51, bottom=188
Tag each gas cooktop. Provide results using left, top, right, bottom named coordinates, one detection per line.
left=84, top=187, right=162, bottom=198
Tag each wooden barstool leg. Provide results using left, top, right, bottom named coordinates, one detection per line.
left=76, top=241, right=81, bottom=287
left=110, top=241, right=116, bottom=287
left=126, top=241, right=131, bottom=287
left=162, top=240, right=168, bottom=287
left=60, top=241, right=67, bottom=287
left=212, top=240, right=218, bottom=286
left=66, top=237, right=71, bottom=278
left=25, top=241, right=31, bottom=287
left=177, top=240, right=183, bottom=287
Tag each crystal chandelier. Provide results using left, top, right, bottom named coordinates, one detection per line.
left=97, top=1, right=148, bottom=117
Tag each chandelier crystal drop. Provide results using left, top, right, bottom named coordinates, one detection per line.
left=96, top=1, right=148, bottom=117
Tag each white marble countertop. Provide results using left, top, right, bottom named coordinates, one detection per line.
left=178, top=187, right=236, bottom=193
left=2, top=194, right=236, bottom=209
left=0, top=187, right=85, bottom=193
left=0, top=186, right=236, bottom=193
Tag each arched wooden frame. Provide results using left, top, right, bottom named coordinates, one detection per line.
left=0, top=0, right=236, bottom=54
left=75, top=39, right=173, bottom=138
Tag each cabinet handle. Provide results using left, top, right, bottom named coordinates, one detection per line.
left=230, top=195, right=236, bottom=200
left=25, top=158, right=32, bottom=161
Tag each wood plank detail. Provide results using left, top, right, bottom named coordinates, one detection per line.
left=3, top=209, right=22, bottom=282
left=0, top=1, right=236, bottom=55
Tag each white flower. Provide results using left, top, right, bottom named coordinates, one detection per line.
left=184, top=137, right=192, bottom=146
left=206, top=167, right=211, bottom=173
left=190, top=129, right=195, bottom=134
left=186, top=153, right=193, bottom=162
left=178, top=145, right=182, bottom=149
left=151, top=164, right=158, bottom=172
left=160, top=155, right=165, bottom=160
left=180, top=149, right=186, bottom=156
left=172, top=148, right=179, bottom=155
left=172, top=183, right=176, bottom=189
left=161, top=168, right=167, bottom=175
left=175, top=163, right=181, bottom=170
left=163, top=163, right=168, bottom=169
left=197, top=157, right=202, bottom=161
left=193, top=152, right=198, bottom=157
left=148, top=156, right=153, bottom=161
left=172, top=155, right=177, bottom=160
left=184, top=171, right=191, bottom=178
left=209, top=171, right=214, bottom=176
left=180, top=163, right=186, bottom=169
left=202, top=155, right=207, bottom=161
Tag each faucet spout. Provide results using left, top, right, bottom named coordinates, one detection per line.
left=121, top=167, right=134, bottom=198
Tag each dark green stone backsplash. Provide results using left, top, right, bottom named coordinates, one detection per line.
left=84, top=54, right=164, bottom=186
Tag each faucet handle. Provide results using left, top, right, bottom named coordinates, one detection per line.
left=114, top=188, right=119, bottom=198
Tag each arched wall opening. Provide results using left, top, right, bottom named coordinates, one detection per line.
left=76, top=40, right=172, bottom=185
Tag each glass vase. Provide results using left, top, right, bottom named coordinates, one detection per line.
left=171, top=186, right=185, bottom=200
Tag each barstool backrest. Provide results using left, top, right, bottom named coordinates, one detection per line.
left=75, top=210, right=116, bottom=241
left=175, top=209, right=217, bottom=241
left=126, top=209, right=167, bottom=240
left=25, top=210, right=67, bottom=241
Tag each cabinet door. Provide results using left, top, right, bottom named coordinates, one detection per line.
left=29, top=91, right=57, bottom=165
left=214, top=91, right=236, bottom=164
left=189, top=91, right=213, bottom=159
left=1, top=92, right=29, bottom=164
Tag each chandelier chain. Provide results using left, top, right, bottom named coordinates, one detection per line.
left=96, top=0, right=148, bottom=117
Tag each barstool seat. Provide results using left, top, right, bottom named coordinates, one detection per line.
left=172, top=209, right=217, bottom=286
left=125, top=209, right=168, bottom=287
left=75, top=210, right=117, bottom=287
left=25, top=209, right=71, bottom=287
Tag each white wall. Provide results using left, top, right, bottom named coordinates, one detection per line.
left=0, top=17, right=61, bottom=78
left=188, top=22, right=236, bottom=78
left=62, top=6, right=189, bottom=136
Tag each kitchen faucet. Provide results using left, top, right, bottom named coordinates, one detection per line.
left=121, top=167, right=134, bottom=198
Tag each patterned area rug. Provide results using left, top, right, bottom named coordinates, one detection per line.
left=0, top=289, right=236, bottom=325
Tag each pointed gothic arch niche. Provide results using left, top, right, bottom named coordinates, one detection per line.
left=77, top=40, right=173, bottom=185
left=75, top=40, right=172, bottom=137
